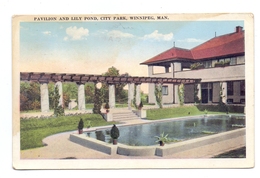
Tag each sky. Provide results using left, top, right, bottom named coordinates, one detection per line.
left=20, top=20, right=244, bottom=93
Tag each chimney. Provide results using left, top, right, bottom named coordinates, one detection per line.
left=235, top=26, right=243, bottom=33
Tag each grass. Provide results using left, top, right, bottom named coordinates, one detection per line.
left=20, top=113, right=117, bottom=150
left=146, top=105, right=226, bottom=120
left=214, top=147, right=246, bottom=158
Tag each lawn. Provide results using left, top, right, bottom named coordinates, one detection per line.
left=20, top=113, right=117, bottom=150
left=214, top=147, right=246, bottom=158
left=146, top=105, right=228, bottom=120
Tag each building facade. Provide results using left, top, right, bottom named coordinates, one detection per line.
left=141, top=26, right=245, bottom=105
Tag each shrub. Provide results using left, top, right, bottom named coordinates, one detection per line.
left=154, top=84, right=162, bottom=108
left=190, top=62, right=204, bottom=70
left=110, top=124, right=120, bottom=139
left=78, top=118, right=84, bottom=130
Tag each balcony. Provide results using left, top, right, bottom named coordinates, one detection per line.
left=174, top=64, right=245, bottom=82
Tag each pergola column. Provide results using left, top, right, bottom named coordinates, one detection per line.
left=55, top=81, right=63, bottom=107
left=222, top=82, right=227, bottom=104
left=197, top=83, right=201, bottom=102
left=135, top=84, right=141, bottom=106
left=109, top=84, right=116, bottom=109
left=40, top=83, right=49, bottom=112
left=77, top=83, right=85, bottom=110
left=174, top=84, right=179, bottom=104
left=128, top=83, right=134, bottom=110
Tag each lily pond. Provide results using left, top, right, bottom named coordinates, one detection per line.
left=84, top=115, right=245, bottom=146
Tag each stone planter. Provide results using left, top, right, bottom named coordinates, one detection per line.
left=133, top=110, right=147, bottom=119
left=104, top=112, right=113, bottom=121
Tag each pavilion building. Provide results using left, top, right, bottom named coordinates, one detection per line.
left=141, top=26, right=245, bottom=105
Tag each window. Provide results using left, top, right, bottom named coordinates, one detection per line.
left=205, top=61, right=212, bottom=68
left=162, top=86, right=168, bottom=95
left=225, top=58, right=231, bottom=63
left=227, top=81, right=234, bottom=96
left=240, top=80, right=245, bottom=96
left=212, top=60, right=218, bottom=67
left=230, top=57, right=237, bottom=65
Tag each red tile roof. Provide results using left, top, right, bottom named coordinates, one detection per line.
left=191, top=31, right=244, bottom=60
left=141, top=47, right=194, bottom=65
left=141, top=27, right=244, bottom=65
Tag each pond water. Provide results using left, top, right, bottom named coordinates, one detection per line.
left=84, top=115, right=245, bottom=146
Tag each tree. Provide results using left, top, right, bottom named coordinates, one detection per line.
left=93, top=86, right=102, bottom=114
left=101, top=67, right=128, bottom=104
left=50, top=85, right=64, bottom=117
left=154, top=84, right=163, bottom=108
left=178, top=83, right=185, bottom=106
left=20, top=81, right=41, bottom=111
left=85, top=83, right=95, bottom=103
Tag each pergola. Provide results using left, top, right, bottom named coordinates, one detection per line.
left=20, top=72, right=201, bottom=85
left=20, top=72, right=201, bottom=112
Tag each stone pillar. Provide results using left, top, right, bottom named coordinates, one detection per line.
left=77, top=84, right=85, bottom=110
left=40, top=83, right=49, bottom=112
left=55, top=81, right=63, bottom=107
left=136, top=84, right=141, bottom=106
left=148, top=65, right=153, bottom=76
left=197, top=83, right=201, bottom=101
left=222, top=82, right=227, bottom=104
left=128, top=83, right=134, bottom=110
left=109, top=84, right=115, bottom=109
left=171, top=62, right=174, bottom=77
left=174, top=84, right=179, bottom=104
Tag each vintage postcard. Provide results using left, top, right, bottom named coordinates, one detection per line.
left=12, top=14, right=254, bottom=169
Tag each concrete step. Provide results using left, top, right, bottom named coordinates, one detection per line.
left=112, top=111, right=140, bottom=121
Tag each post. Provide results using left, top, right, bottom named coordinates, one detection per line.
left=109, top=84, right=116, bottom=109
left=40, top=83, right=49, bottom=112
left=222, top=82, right=227, bottom=104
left=77, top=83, right=85, bottom=110
left=197, top=83, right=201, bottom=102
left=136, top=84, right=141, bottom=106
left=128, top=83, right=134, bottom=110
left=174, top=84, right=179, bottom=104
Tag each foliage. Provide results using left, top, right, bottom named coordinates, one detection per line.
left=190, top=62, right=204, bottom=70
left=194, top=84, right=201, bottom=103
left=20, top=114, right=117, bottom=150
left=138, top=101, right=143, bottom=109
left=154, top=84, right=163, bottom=108
left=178, top=83, right=185, bottom=106
left=104, top=102, right=110, bottom=109
left=101, top=66, right=128, bottom=104
left=214, top=60, right=230, bottom=67
left=51, top=85, right=65, bottom=117
left=85, top=83, right=95, bottom=103
left=93, top=86, right=102, bottom=114
left=78, top=118, right=84, bottom=130
left=155, top=132, right=169, bottom=143
left=196, top=104, right=244, bottom=113
left=20, top=82, right=41, bottom=111
left=141, top=91, right=148, bottom=104
left=86, top=120, right=92, bottom=128
left=110, top=124, right=120, bottom=139
left=62, top=82, right=78, bottom=108
left=132, top=84, right=137, bottom=109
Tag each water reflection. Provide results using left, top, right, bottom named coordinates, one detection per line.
left=85, top=115, right=245, bottom=146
